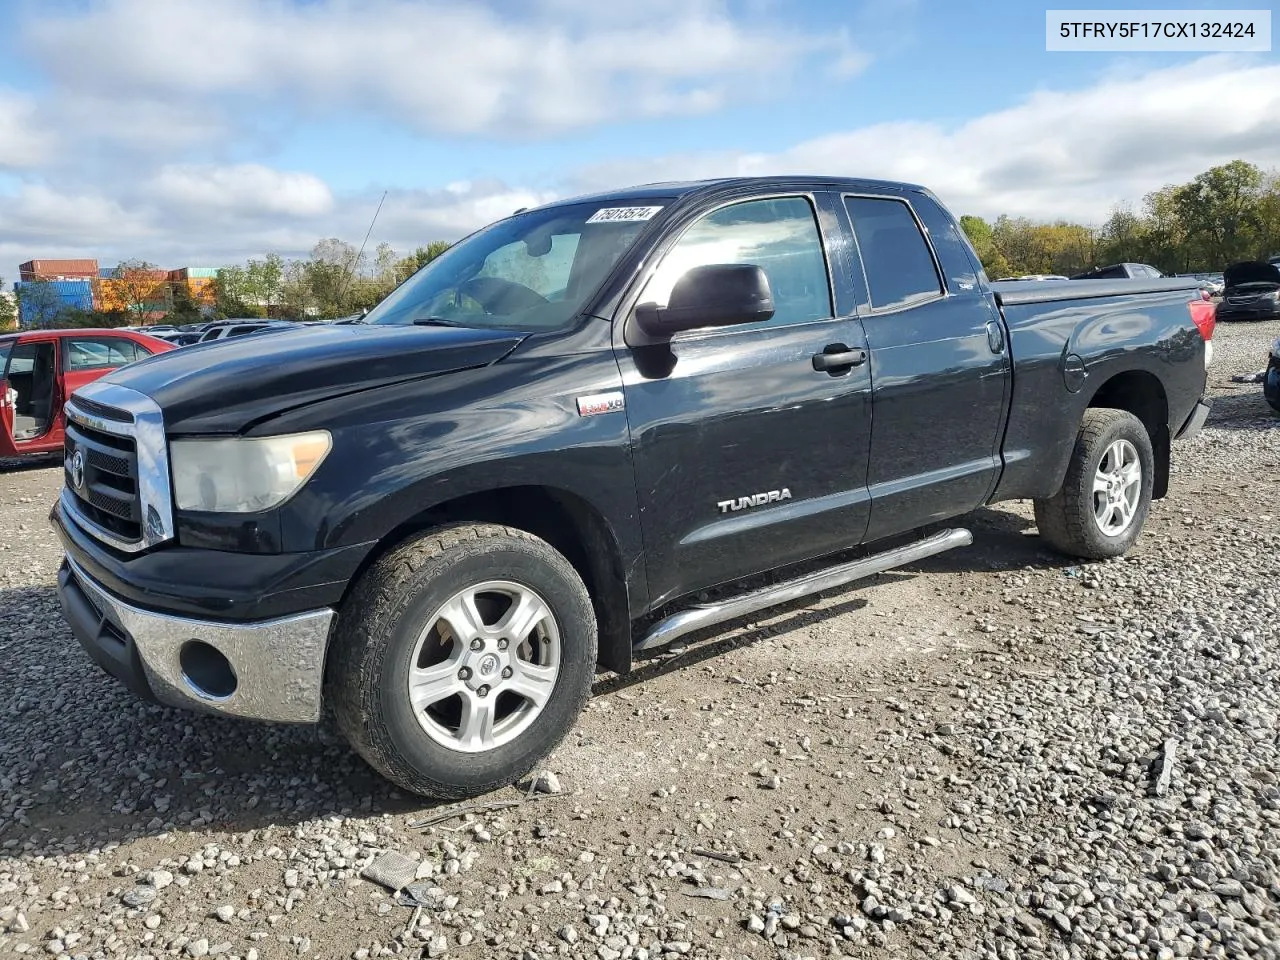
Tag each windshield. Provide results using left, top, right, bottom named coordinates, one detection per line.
left=364, top=200, right=669, bottom=331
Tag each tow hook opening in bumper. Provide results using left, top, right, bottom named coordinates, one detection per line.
left=58, top=556, right=336, bottom=724
left=180, top=641, right=239, bottom=701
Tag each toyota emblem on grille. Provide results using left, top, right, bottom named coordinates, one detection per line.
left=69, top=449, right=86, bottom=491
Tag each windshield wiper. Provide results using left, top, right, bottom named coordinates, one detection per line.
left=412, top=317, right=472, bottom=327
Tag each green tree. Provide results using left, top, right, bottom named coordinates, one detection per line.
left=305, top=238, right=364, bottom=317
left=959, top=216, right=1010, bottom=277
left=0, top=280, right=16, bottom=331
left=167, top=283, right=205, bottom=324
left=279, top=260, right=315, bottom=319
left=1174, top=160, right=1265, bottom=268
left=213, top=265, right=265, bottom=319
left=245, top=252, right=285, bottom=317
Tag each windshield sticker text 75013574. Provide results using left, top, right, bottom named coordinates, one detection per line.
left=586, top=206, right=664, bottom=224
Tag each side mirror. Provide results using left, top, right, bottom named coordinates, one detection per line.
left=635, top=263, right=774, bottom=337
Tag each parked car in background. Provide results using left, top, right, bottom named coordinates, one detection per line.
left=1071, top=263, right=1166, bottom=281
left=1176, top=273, right=1224, bottom=297
left=195, top=319, right=310, bottom=344
left=0, top=328, right=172, bottom=461
left=1216, top=261, right=1280, bottom=323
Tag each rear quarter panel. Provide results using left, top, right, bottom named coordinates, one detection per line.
left=991, top=285, right=1206, bottom=501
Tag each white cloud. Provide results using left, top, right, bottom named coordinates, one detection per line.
left=0, top=176, right=552, bottom=271
left=24, top=0, right=862, bottom=137
left=0, top=91, right=56, bottom=169
left=153, top=164, right=335, bottom=218
left=570, top=56, right=1280, bottom=223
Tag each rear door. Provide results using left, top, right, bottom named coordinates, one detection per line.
left=616, top=191, right=874, bottom=607
left=840, top=191, right=1011, bottom=542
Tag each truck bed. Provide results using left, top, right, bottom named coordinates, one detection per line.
left=991, top=276, right=1199, bottom=306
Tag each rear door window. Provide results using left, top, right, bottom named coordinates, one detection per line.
left=843, top=196, right=943, bottom=310
left=65, top=337, right=142, bottom=371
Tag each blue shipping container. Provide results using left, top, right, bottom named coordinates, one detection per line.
left=16, top=279, right=95, bottom=326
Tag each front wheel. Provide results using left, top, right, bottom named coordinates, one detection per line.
left=1033, top=408, right=1154, bottom=560
left=328, top=523, right=597, bottom=799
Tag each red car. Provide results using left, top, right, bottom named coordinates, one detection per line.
left=0, top=328, right=174, bottom=461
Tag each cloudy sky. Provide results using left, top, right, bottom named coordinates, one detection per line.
left=0, top=0, right=1277, bottom=274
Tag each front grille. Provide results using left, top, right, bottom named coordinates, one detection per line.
left=65, top=415, right=142, bottom=545
left=71, top=395, right=136, bottom=424
left=1226, top=295, right=1261, bottom=304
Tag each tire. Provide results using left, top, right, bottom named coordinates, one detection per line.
left=1264, top=367, right=1280, bottom=415
left=1033, top=408, right=1154, bottom=560
left=328, top=523, right=597, bottom=799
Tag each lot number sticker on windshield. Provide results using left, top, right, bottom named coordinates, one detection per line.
left=587, top=206, right=663, bottom=224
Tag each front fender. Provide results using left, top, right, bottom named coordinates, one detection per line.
left=267, top=348, right=647, bottom=608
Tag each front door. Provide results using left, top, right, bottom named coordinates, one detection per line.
left=616, top=193, right=874, bottom=608
left=2, top=337, right=62, bottom=456
left=0, top=338, right=15, bottom=457
left=839, top=193, right=1010, bottom=542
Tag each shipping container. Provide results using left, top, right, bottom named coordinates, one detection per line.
left=14, top=279, right=94, bottom=326
left=19, top=258, right=100, bottom=280
left=99, top=267, right=117, bottom=279
left=186, top=278, right=217, bottom=305
left=169, top=267, right=220, bottom=280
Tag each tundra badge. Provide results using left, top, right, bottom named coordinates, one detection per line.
left=717, top=489, right=792, bottom=513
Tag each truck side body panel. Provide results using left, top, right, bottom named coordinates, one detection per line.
left=990, top=284, right=1208, bottom=502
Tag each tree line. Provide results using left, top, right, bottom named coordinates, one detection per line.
left=960, top=160, right=1280, bottom=278
left=3, top=239, right=455, bottom=330
left=211, top=239, right=454, bottom=321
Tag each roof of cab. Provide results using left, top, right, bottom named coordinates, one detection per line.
left=529, top=176, right=930, bottom=212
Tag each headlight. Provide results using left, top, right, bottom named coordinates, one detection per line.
left=171, top=431, right=332, bottom=513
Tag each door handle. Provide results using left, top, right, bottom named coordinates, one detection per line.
left=986, top=320, right=1006, bottom=354
left=812, top=344, right=867, bottom=374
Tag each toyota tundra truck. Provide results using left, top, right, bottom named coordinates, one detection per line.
left=52, top=176, right=1214, bottom=799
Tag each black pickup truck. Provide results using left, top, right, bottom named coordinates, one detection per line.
left=53, top=176, right=1214, bottom=799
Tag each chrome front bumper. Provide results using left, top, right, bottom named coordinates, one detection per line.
left=60, top=555, right=335, bottom=723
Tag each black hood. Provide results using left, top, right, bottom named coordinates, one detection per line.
left=1224, top=261, right=1280, bottom=288
left=103, top=323, right=525, bottom=433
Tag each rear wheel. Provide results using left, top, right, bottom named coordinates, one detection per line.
left=1034, top=408, right=1154, bottom=560
left=328, top=523, right=596, bottom=799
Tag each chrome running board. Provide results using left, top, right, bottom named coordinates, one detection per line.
left=635, top=527, right=973, bottom=653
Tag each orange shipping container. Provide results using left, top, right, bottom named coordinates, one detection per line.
left=20, top=258, right=99, bottom=280
left=186, top=278, right=216, bottom=306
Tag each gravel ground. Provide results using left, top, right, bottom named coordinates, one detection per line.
left=1, top=320, right=1278, bottom=960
